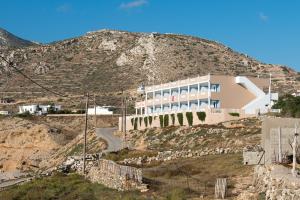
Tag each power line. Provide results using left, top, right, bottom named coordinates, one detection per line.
left=0, top=55, right=68, bottom=98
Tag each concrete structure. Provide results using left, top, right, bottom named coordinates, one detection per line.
left=243, top=150, right=264, bottom=165
left=121, top=75, right=278, bottom=131
left=18, top=104, right=61, bottom=115
left=87, top=106, right=113, bottom=115
left=262, top=118, right=300, bottom=164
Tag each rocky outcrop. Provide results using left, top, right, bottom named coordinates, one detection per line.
left=254, top=165, right=300, bottom=200
left=237, top=165, right=300, bottom=200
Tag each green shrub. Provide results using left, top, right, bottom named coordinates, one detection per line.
left=134, top=118, right=138, bottom=130
left=144, top=117, right=148, bottom=127
left=186, top=112, right=193, bottom=126
left=196, top=112, right=206, bottom=122
left=131, top=118, right=134, bottom=126
left=16, top=111, right=32, bottom=118
left=164, top=114, right=169, bottom=127
left=272, top=94, right=300, bottom=117
left=159, top=115, right=164, bottom=128
left=177, top=113, right=183, bottom=126
left=229, top=112, right=240, bottom=117
left=148, top=116, right=153, bottom=126
left=139, top=117, right=142, bottom=127
left=171, top=114, right=175, bottom=125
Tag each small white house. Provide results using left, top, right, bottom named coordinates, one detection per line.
left=87, top=106, right=113, bottom=115
left=0, top=111, right=9, bottom=115
left=19, top=104, right=61, bottom=115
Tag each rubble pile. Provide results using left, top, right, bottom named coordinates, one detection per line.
left=121, top=148, right=237, bottom=165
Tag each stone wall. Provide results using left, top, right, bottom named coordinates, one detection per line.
left=87, top=159, right=146, bottom=191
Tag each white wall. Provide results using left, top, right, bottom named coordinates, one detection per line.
left=87, top=106, right=113, bottom=115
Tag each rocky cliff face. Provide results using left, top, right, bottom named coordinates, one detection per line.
left=0, top=29, right=299, bottom=107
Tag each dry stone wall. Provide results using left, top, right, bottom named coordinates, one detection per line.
left=88, top=159, right=147, bottom=191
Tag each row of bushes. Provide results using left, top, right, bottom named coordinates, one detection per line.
left=131, top=112, right=206, bottom=129
left=131, top=116, right=154, bottom=130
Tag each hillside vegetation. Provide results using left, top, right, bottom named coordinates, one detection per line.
left=272, top=94, right=300, bottom=117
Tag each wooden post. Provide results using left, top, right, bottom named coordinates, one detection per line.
left=83, top=93, right=89, bottom=175
left=94, top=94, right=97, bottom=129
left=215, top=178, right=227, bottom=199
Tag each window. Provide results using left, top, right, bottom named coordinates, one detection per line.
left=211, top=84, right=220, bottom=92
left=211, top=100, right=220, bottom=108
left=180, top=87, right=188, bottom=95
left=154, top=91, right=162, bottom=98
left=163, top=90, right=170, bottom=97
left=189, top=84, right=198, bottom=93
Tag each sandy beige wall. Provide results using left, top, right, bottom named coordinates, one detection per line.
left=211, top=75, right=256, bottom=109
left=119, top=109, right=251, bottom=131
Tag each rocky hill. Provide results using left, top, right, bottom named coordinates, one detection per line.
left=0, top=29, right=299, bottom=108
left=0, top=28, right=35, bottom=48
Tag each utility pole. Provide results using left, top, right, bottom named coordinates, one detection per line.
left=124, top=95, right=127, bottom=148
left=278, top=127, right=282, bottom=163
left=292, top=124, right=298, bottom=177
left=94, top=94, right=97, bottom=129
left=83, top=93, right=89, bottom=175
left=121, top=89, right=124, bottom=133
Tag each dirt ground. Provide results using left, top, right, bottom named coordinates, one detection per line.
left=0, top=115, right=117, bottom=179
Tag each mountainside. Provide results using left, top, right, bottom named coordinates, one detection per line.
left=0, top=29, right=299, bottom=108
left=0, top=28, right=35, bottom=48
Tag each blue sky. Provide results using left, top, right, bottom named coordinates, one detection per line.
left=1, top=0, right=300, bottom=71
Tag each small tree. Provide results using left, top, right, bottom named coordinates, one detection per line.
left=171, top=114, right=175, bottom=125
left=131, top=118, right=134, bottom=126
left=197, top=112, right=206, bottom=122
left=164, top=114, right=169, bottom=127
left=144, top=117, right=148, bottom=127
left=134, top=118, right=138, bottom=130
left=186, top=112, right=193, bottom=126
left=148, top=116, right=153, bottom=126
left=177, top=113, right=184, bottom=126
left=159, top=115, right=164, bottom=128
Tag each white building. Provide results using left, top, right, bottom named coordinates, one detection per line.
left=135, top=74, right=278, bottom=115
left=0, top=111, right=9, bottom=115
left=18, top=104, right=61, bottom=115
left=87, top=106, right=113, bottom=115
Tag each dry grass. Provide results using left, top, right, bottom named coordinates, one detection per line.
left=143, top=153, right=252, bottom=199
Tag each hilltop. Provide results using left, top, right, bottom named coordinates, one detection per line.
left=0, top=28, right=35, bottom=48
left=0, top=29, right=299, bottom=109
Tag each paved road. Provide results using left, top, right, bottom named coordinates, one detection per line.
left=96, top=127, right=123, bottom=153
